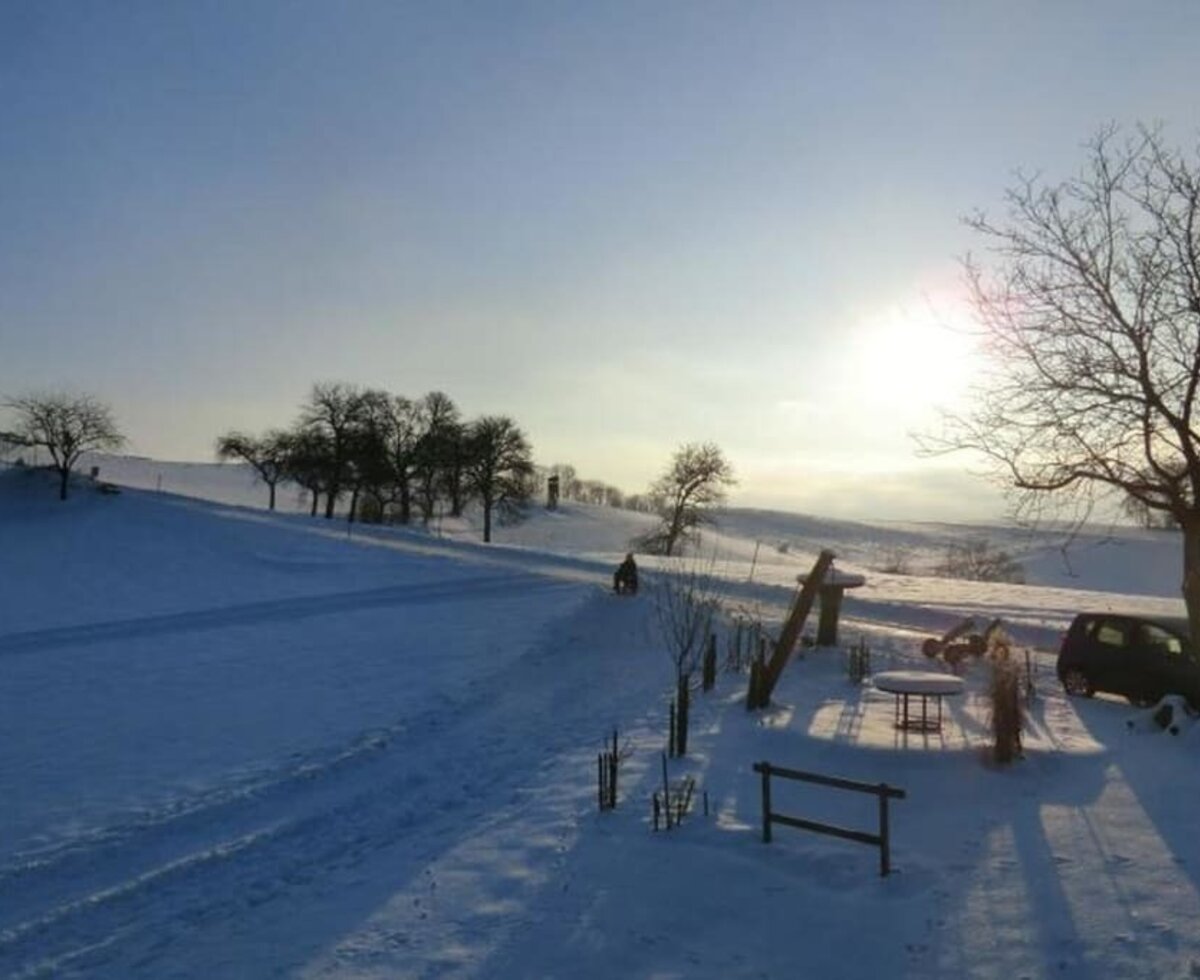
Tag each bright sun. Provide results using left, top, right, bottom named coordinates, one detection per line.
left=847, top=297, right=979, bottom=414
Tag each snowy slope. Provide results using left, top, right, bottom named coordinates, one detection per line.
left=1, top=462, right=1198, bottom=979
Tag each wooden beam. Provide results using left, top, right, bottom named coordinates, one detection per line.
left=758, top=549, right=835, bottom=702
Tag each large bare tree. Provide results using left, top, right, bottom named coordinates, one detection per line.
left=465, top=416, right=534, bottom=543
left=921, top=125, right=1200, bottom=640
left=646, top=442, right=736, bottom=556
left=5, top=392, right=124, bottom=500
left=215, top=429, right=292, bottom=511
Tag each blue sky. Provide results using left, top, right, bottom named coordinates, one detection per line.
left=3, top=1, right=1199, bottom=519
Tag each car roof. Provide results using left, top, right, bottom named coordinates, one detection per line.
left=1075, top=612, right=1191, bottom=637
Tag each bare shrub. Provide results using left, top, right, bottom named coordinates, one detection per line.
left=876, top=546, right=912, bottom=575
left=936, top=538, right=1024, bottom=584
left=988, top=657, right=1023, bottom=764
left=987, top=628, right=1023, bottom=764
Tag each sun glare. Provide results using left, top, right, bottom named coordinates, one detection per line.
left=845, top=297, right=978, bottom=414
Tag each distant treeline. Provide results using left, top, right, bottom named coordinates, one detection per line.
left=218, top=383, right=535, bottom=543
left=540, top=463, right=658, bottom=514
left=220, top=383, right=728, bottom=552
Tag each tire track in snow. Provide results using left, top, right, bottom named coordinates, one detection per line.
left=0, top=574, right=571, bottom=656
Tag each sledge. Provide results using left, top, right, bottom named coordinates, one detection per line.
left=922, top=617, right=977, bottom=660
left=922, top=616, right=1007, bottom=669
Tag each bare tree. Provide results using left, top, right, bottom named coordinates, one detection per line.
left=4, top=392, right=124, bottom=500
left=919, top=125, right=1200, bottom=640
left=215, top=429, right=292, bottom=511
left=285, top=425, right=333, bottom=516
left=299, top=382, right=366, bottom=519
left=353, top=390, right=423, bottom=524
left=652, top=557, right=721, bottom=755
left=413, top=391, right=462, bottom=522
left=465, top=416, right=534, bottom=543
left=645, top=442, right=736, bottom=556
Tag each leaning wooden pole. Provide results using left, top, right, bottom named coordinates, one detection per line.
left=758, top=549, right=835, bottom=703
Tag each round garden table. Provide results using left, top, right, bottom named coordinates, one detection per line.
left=873, top=670, right=965, bottom=733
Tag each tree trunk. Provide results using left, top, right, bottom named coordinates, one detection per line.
left=309, top=490, right=319, bottom=516
left=399, top=481, right=411, bottom=525
left=482, top=497, right=493, bottom=542
left=675, top=675, right=690, bottom=756
left=1182, top=518, right=1200, bottom=651
left=324, top=486, right=337, bottom=519
left=450, top=471, right=465, bottom=516
left=58, top=467, right=69, bottom=501
left=665, top=504, right=686, bottom=556
left=268, top=482, right=277, bottom=511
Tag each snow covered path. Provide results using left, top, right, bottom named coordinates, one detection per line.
left=0, top=580, right=663, bottom=979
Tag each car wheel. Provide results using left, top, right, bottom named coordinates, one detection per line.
left=1062, top=668, right=1094, bottom=698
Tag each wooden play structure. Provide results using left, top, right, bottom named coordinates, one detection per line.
left=747, top=550, right=835, bottom=709
left=798, top=566, right=866, bottom=646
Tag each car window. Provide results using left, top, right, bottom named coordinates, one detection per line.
left=1093, top=620, right=1127, bottom=647
left=1138, top=623, right=1184, bottom=658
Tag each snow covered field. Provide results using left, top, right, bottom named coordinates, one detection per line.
left=2, top=459, right=1199, bottom=979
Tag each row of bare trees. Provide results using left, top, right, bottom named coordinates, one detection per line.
left=217, top=383, right=534, bottom=542
left=542, top=464, right=630, bottom=510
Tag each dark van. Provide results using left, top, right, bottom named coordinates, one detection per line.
left=1057, top=613, right=1200, bottom=708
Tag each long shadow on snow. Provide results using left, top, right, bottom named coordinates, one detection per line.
left=656, top=656, right=1112, bottom=978
left=1063, top=694, right=1200, bottom=911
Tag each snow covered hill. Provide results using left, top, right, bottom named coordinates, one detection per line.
left=1, top=460, right=1198, bottom=978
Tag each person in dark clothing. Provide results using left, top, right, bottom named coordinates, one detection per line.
left=613, top=552, right=638, bottom=594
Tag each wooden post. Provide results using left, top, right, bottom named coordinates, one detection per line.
left=746, top=659, right=760, bottom=710
left=677, top=678, right=690, bottom=755
left=816, top=585, right=844, bottom=646
left=610, top=729, right=618, bottom=807
left=878, top=785, right=891, bottom=877
left=661, top=753, right=672, bottom=830
left=760, top=763, right=773, bottom=843
left=702, top=633, right=716, bottom=691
